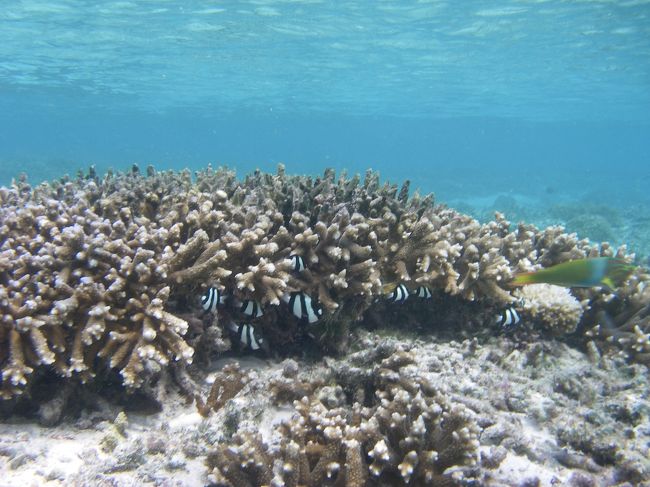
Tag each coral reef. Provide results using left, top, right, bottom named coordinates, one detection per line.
left=549, top=203, right=624, bottom=245
left=1, top=332, right=649, bottom=485
left=206, top=347, right=481, bottom=486
left=0, top=168, right=196, bottom=400
left=0, top=165, right=647, bottom=404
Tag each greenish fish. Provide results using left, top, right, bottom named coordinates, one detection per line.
left=511, top=257, right=635, bottom=289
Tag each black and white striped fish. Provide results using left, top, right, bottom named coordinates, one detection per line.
left=386, top=284, right=409, bottom=303
left=201, top=287, right=226, bottom=312
left=412, top=286, right=433, bottom=299
left=287, top=291, right=323, bottom=324
left=239, top=299, right=264, bottom=318
left=229, top=322, right=265, bottom=351
left=290, top=254, right=306, bottom=273
left=495, top=307, right=520, bottom=329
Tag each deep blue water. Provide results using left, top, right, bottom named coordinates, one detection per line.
left=1, top=1, right=649, bottom=250
left=1, top=107, right=648, bottom=206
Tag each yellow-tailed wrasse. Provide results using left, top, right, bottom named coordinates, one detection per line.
left=201, top=287, right=226, bottom=312
left=495, top=307, right=520, bottom=329
left=385, top=283, right=409, bottom=303
left=290, top=254, right=306, bottom=272
left=238, top=299, right=264, bottom=318
left=287, top=291, right=323, bottom=323
left=229, top=321, right=265, bottom=351
left=412, top=285, right=433, bottom=299
left=511, top=257, right=635, bottom=289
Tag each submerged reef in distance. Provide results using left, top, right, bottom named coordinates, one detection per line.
left=1, top=164, right=650, bottom=485
left=0, top=164, right=648, bottom=402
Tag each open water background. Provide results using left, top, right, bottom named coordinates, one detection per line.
left=0, top=1, right=648, bottom=254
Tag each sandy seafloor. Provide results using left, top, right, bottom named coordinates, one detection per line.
left=0, top=328, right=649, bottom=487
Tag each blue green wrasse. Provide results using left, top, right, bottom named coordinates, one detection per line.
left=511, top=257, right=635, bottom=289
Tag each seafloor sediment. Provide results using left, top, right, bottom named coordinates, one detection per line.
left=0, top=330, right=648, bottom=486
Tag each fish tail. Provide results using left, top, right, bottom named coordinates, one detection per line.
left=511, top=272, right=537, bottom=286
left=600, top=277, right=616, bottom=290
left=603, top=259, right=636, bottom=289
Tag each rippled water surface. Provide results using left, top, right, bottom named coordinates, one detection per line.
left=0, top=1, right=648, bottom=253
left=1, top=0, right=648, bottom=119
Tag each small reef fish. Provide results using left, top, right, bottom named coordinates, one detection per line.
left=229, top=322, right=265, bottom=351
left=511, top=257, right=635, bottom=289
left=288, top=291, right=323, bottom=323
left=201, top=287, right=226, bottom=312
left=238, top=299, right=264, bottom=318
left=412, top=285, right=433, bottom=299
left=495, top=307, right=520, bottom=329
left=290, top=254, right=306, bottom=272
left=385, top=283, right=409, bottom=303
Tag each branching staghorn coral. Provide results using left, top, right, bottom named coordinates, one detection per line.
left=585, top=277, right=650, bottom=364
left=0, top=164, right=646, bottom=402
left=206, top=348, right=480, bottom=486
left=0, top=173, right=196, bottom=399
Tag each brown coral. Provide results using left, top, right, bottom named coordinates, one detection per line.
left=585, top=275, right=650, bottom=364
left=0, top=171, right=197, bottom=398
left=195, top=362, right=252, bottom=416
left=206, top=348, right=480, bottom=486
left=0, top=164, right=646, bottom=403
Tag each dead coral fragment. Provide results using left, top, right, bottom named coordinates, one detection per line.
left=195, top=362, right=252, bottom=417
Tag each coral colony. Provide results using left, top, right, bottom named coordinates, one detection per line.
left=1, top=164, right=649, bottom=484
left=207, top=349, right=481, bottom=486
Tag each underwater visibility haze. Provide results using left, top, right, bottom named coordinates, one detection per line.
left=1, top=1, right=649, bottom=215
left=1, top=1, right=650, bottom=486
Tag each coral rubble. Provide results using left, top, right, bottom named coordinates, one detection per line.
left=0, top=165, right=647, bottom=403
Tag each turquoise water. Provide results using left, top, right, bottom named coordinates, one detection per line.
left=1, top=1, right=649, bottom=252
